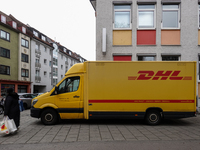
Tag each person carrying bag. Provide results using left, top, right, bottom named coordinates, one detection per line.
left=4, top=88, right=20, bottom=131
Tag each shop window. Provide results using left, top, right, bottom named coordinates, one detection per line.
left=18, top=85, right=27, bottom=93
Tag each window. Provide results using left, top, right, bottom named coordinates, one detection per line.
left=162, top=5, right=180, bottom=29
left=49, top=72, right=51, bottom=78
left=12, top=21, right=17, bottom=29
left=36, top=70, right=40, bottom=76
left=1, top=15, right=6, bottom=24
left=199, top=5, right=200, bottom=28
left=199, top=56, right=200, bottom=80
left=0, top=30, right=10, bottom=41
left=138, top=56, right=155, bottom=61
left=53, top=58, right=58, bottom=66
left=61, top=55, right=63, bottom=59
left=0, top=65, right=10, bottom=75
left=0, top=47, right=10, bottom=58
left=114, top=5, right=131, bottom=29
left=41, top=35, right=46, bottom=41
left=138, top=5, right=155, bottom=29
left=61, top=65, right=63, bottom=69
left=53, top=68, right=58, bottom=77
left=22, top=27, right=26, bottom=34
left=35, top=44, right=39, bottom=50
left=44, top=59, right=47, bottom=65
left=21, top=53, right=29, bottom=63
left=21, top=69, right=29, bottom=77
left=49, top=61, right=51, bottom=67
left=18, top=85, right=27, bottom=93
left=64, top=48, right=66, bottom=52
left=58, top=76, right=80, bottom=94
left=21, top=39, right=29, bottom=48
left=33, top=31, right=38, bottom=37
left=53, top=79, right=58, bottom=85
left=44, top=71, right=47, bottom=77
left=1, top=84, right=14, bottom=96
left=162, top=56, right=179, bottom=61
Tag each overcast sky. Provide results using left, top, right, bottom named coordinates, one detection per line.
left=0, top=0, right=96, bottom=61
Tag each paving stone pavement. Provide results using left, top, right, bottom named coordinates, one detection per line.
left=0, top=110, right=200, bottom=145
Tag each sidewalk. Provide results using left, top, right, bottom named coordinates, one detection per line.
left=0, top=110, right=200, bottom=145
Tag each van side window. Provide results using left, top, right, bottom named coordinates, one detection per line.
left=58, top=76, right=80, bottom=94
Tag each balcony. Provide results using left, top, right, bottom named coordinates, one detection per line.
left=35, top=76, right=41, bottom=82
left=35, top=49, right=41, bottom=55
left=35, top=62, right=41, bottom=68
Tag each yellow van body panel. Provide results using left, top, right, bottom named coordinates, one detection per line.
left=85, top=61, right=196, bottom=117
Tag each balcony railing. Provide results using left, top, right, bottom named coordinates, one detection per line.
left=35, top=76, right=41, bottom=82
left=35, top=49, right=41, bottom=55
left=35, top=62, right=41, bottom=68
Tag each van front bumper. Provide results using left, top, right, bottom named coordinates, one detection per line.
left=30, top=108, right=41, bottom=118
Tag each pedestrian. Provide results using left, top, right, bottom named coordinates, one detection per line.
left=4, top=88, right=20, bottom=129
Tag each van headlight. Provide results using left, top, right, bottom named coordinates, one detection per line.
left=32, top=99, right=38, bottom=106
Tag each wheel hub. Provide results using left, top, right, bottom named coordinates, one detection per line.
left=149, top=114, right=157, bottom=122
left=45, top=113, right=53, bottom=122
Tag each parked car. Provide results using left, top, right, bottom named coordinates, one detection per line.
left=34, top=93, right=44, bottom=97
left=18, top=93, right=37, bottom=110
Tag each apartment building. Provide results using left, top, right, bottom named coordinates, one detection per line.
left=51, top=42, right=86, bottom=86
left=90, top=0, right=200, bottom=99
left=0, top=11, right=87, bottom=95
left=27, top=27, right=54, bottom=93
left=0, top=12, right=31, bottom=95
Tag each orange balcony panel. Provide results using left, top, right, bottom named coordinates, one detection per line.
left=161, top=30, right=180, bottom=45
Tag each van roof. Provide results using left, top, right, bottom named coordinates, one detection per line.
left=65, top=63, right=84, bottom=76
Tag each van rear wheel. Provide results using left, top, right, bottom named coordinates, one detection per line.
left=41, top=109, right=58, bottom=125
left=145, top=110, right=161, bottom=125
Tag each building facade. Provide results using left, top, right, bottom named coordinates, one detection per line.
left=28, top=27, right=54, bottom=93
left=90, top=0, right=200, bottom=99
left=0, top=11, right=86, bottom=96
left=0, top=12, right=31, bottom=96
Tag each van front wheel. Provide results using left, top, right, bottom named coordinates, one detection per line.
left=145, top=110, right=161, bottom=125
left=41, top=109, right=58, bottom=125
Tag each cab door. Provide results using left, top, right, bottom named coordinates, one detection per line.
left=55, top=74, right=83, bottom=119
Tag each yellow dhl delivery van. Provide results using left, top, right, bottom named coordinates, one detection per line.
left=31, top=61, right=197, bottom=125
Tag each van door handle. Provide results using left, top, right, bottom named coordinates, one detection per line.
left=73, top=95, right=80, bottom=98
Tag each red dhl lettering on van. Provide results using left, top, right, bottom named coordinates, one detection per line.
left=128, top=71, right=192, bottom=80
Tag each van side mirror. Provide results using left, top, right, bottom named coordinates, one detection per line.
left=55, top=86, right=59, bottom=95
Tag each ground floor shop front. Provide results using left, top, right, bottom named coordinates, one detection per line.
left=0, top=79, right=31, bottom=97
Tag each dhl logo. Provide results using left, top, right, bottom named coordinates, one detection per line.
left=128, top=71, right=192, bottom=80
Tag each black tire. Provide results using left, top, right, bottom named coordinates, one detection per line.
left=0, top=106, right=4, bottom=115
left=41, top=109, right=58, bottom=125
left=23, top=103, right=27, bottom=110
left=145, top=110, right=161, bottom=125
